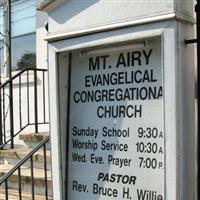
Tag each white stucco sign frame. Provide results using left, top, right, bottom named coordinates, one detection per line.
left=47, top=20, right=195, bottom=200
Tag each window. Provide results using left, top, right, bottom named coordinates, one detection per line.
left=12, top=33, right=36, bottom=70
left=0, top=0, right=36, bottom=73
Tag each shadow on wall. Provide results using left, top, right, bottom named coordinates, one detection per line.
left=49, top=0, right=99, bottom=25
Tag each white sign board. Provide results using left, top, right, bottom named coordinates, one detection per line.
left=67, top=37, right=165, bottom=200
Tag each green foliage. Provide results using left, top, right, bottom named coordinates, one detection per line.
left=16, top=52, right=36, bottom=70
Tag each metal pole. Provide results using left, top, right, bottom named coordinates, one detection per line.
left=196, top=0, right=200, bottom=199
left=34, top=70, right=38, bottom=133
left=0, top=33, right=2, bottom=148
left=0, top=46, right=2, bottom=148
left=7, top=0, right=13, bottom=148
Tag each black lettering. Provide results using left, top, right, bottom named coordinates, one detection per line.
left=123, top=187, right=131, bottom=199
left=100, top=55, right=109, bottom=69
left=132, top=51, right=141, bottom=66
left=116, top=53, right=126, bottom=68
left=72, top=152, right=87, bottom=163
left=143, top=49, right=153, bottom=65
left=72, top=180, right=87, bottom=192
left=97, top=172, right=136, bottom=185
left=93, top=183, right=118, bottom=197
left=89, top=57, right=100, bottom=71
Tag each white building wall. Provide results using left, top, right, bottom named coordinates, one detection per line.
left=43, top=0, right=194, bottom=38
left=36, top=10, right=48, bottom=69
left=48, top=0, right=174, bottom=32
left=2, top=70, right=49, bottom=148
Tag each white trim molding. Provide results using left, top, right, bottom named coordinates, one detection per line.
left=36, top=0, right=65, bottom=12
left=44, top=12, right=195, bottom=43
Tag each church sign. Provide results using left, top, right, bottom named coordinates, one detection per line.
left=67, top=37, right=165, bottom=200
